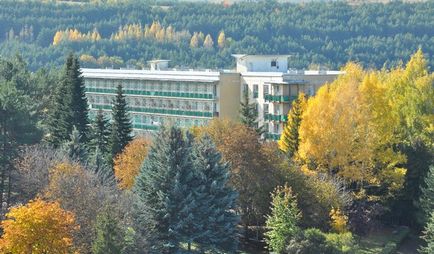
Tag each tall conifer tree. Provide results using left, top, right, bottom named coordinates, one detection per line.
left=192, top=135, right=239, bottom=252
left=89, top=110, right=111, bottom=173
left=69, top=55, right=89, bottom=143
left=418, top=166, right=434, bottom=226
left=110, top=85, right=132, bottom=158
left=47, top=53, right=89, bottom=146
left=239, top=89, right=262, bottom=134
left=134, top=126, right=195, bottom=253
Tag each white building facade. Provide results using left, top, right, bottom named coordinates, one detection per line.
left=81, top=55, right=343, bottom=139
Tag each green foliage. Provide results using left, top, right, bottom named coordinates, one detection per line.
left=133, top=126, right=197, bottom=252
left=68, top=54, right=90, bottom=144
left=88, top=110, right=112, bottom=173
left=0, top=1, right=434, bottom=71
left=110, top=85, right=133, bottom=158
left=265, top=185, right=301, bottom=254
left=286, top=229, right=356, bottom=254
left=92, top=208, right=125, bottom=254
left=418, top=166, right=434, bottom=227
left=62, top=126, right=88, bottom=162
left=192, top=135, right=239, bottom=252
left=420, top=212, right=434, bottom=254
left=0, top=56, right=41, bottom=214
left=239, top=89, right=262, bottom=134
left=46, top=53, right=89, bottom=147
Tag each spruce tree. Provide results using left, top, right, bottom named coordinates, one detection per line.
left=62, top=126, right=87, bottom=162
left=92, top=209, right=125, bottom=254
left=46, top=56, right=74, bottom=147
left=265, top=185, right=301, bottom=253
left=420, top=212, right=434, bottom=254
left=239, top=89, right=263, bottom=134
left=278, top=93, right=306, bottom=157
left=418, top=166, right=434, bottom=226
left=69, top=55, right=89, bottom=143
left=110, top=85, right=133, bottom=158
left=47, top=53, right=89, bottom=146
left=89, top=110, right=111, bottom=173
left=192, top=135, right=239, bottom=252
left=133, top=126, right=195, bottom=253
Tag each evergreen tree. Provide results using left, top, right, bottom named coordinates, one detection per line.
left=134, top=126, right=195, bottom=253
left=278, top=93, right=306, bottom=157
left=418, top=166, right=434, bottom=226
left=192, top=135, right=239, bottom=252
left=89, top=110, right=111, bottom=173
left=265, top=185, right=301, bottom=254
left=92, top=208, right=125, bottom=254
left=69, top=55, right=89, bottom=143
left=110, top=85, right=133, bottom=158
left=47, top=53, right=89, bottom=146
left=420, top=212, right=434, bottom=254
left=46, top=56, right=74, bottom=147
left=62, top=126, right=87, bottom=162
left=239, top=89, right=262, bottom=134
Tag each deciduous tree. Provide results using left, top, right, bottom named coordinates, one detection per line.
left=0, top=198, right=78, bottom=254
left=114, top=136, right=151, bottom=190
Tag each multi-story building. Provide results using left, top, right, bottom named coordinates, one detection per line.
left=82, top=55, right=343, bottom=139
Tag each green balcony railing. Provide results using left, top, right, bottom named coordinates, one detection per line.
left=85, top=87, right=214, bottom=100
left=264, top=113, right=288, bottom=122
left=91, top=104, right=214, bottom=118
left=264, top=94, right=297, bottom=103
left=132, top=123, right=160, bottom=131
left=265, top=133, right=281, bottom=141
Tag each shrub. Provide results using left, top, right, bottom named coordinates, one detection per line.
left=325, top=232, right=357, bottom=253
left=330, top=208, right=349, bottom=233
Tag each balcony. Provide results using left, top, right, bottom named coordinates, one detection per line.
left=264, top=94, right=297, bottom=103
left=264, top=113, right=288, bottom=122
left=85, top=87, right=214, bottom=100
left=90, top=104, right=214, bottom=118
left=264, top=133, right=281, bottom=141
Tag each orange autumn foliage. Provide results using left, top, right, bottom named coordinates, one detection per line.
left=114, top=137, right=152, bottom=190
left=0, top=198, right=78, bottom=254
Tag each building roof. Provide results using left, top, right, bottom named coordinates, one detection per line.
left=232, top=54, right=292, bottom=60
left=81, top=68, right=220, bottom=82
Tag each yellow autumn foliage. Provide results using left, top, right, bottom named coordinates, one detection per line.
left=114, top=136, right=152, bottom=190
left=330, top=208, right=348, bottom=233
left=0, top=198, right=78, bottom=254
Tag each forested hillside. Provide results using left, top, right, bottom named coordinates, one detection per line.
left=0, top=0, right=433, bottom=70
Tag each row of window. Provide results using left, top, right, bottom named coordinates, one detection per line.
left=85, top=79, right=216, bottom=94
left=87, top=95, right=214, bottom=112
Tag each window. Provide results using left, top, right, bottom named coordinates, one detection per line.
left=243, top=84, right=248, bottom=95
left=263, top=85, right=269, bottom=96
left=271, top=60, right=277, bottom=67
left=264, top=104, right=269, bottom=116
left=253, top=84, right=258, bottom=98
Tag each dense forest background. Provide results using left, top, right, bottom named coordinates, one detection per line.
left=0, top=0, right=433, bottom=71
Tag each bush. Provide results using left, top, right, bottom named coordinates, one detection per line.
left=325, top=232, right=357, bottom=253
left=285, top=229, right=357, bottom=254
left=286, top=228, right=333, bottom=254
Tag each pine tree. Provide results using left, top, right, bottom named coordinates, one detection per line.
left=110, top=85, right=133, bottom=158
left=92, top=208, right=125, bottom=254
left=278, top=93, right=306, bottom=157
left=420, top=212, right=434, bottom=254
left=133, top=126, right=195, bottom=253
left=192, top=135, right=239, bottom=252
left=89, top=110, right=111, bottom=173
left=265, top=185, right=301, bottom=254
left=239, top=89, right=262, bottom=134
left=418, top=166, right=434, bottom=226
